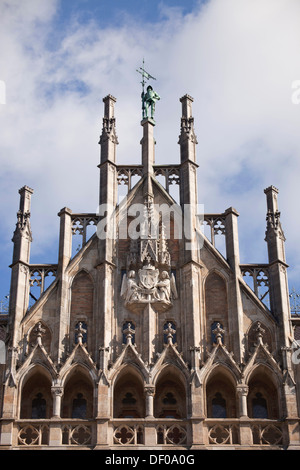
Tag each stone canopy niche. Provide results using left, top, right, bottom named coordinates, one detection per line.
left=120, top=199, right=178, bottom=313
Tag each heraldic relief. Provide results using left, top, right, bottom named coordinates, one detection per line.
left=121, top=199, right=178, bottom=313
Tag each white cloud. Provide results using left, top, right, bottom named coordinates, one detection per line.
left=0, top=0, right=300, bottom=294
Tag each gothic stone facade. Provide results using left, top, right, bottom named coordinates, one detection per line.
left=1, top=94, right=300, bottom=450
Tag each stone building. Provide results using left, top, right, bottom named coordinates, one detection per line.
left=1, top=91, right=300, bottom=450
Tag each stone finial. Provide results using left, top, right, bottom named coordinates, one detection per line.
left=164, top=322, right=176, bottom=345
left=123, top=322, right=135, bottom=345
left=212, top=322, right=225, bottom=345
left=75, top=322, right=87, bottom=345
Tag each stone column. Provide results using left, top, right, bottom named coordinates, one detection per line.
left=56, top=207, right=72, bottom=363
left=51, top=386, right=64, bottom=417
left=145, top=386, right=155, bottom=418
left=236, top=385, right=248, bottom=417
left=236, top=385, right=252, bottom=446
left=57, top=207, right=72, bottom=274
left=224, top=207, right=244, bottom=364
left=141, top=117, right=155, bottom=176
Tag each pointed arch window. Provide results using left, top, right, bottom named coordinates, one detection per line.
left=71, top=393, right=87, bottom=419
left=212, top=392, right=227, bottom=418
left=31, top=393, right=47, bottom=419
left=252, top=392, right=268, bottom=419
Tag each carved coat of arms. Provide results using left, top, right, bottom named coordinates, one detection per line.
left=138, top=266, right=159, bottom=290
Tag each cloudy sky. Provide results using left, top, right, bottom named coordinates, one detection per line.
left=1, top=0, right=300, bottom=309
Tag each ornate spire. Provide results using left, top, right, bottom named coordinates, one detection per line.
left=99, top=95, right=118, bottom=147
left=12, top=186, right=34, bottom=264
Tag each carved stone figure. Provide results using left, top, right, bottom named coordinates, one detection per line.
left=156, top=271, right=172, bottom=301
left=121, top=270, right=140, bottom=302
left=142, top=85, right=160, bottom=120
left=121, top=266, right=177, bottom=311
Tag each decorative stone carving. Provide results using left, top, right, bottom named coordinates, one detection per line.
left=212, top=323, right=225, bottom=345
left=75, top=322, right=87, bottom=345
left=121, top=265, right=177, bottom=312
left=164, top=322, right=176, bottom=345
left=33, top=322, right=46, bottom=346
left=121, top=195, right=178, bottom=312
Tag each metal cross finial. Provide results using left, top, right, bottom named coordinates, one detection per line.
left=136, top=59, right=156, bottom=94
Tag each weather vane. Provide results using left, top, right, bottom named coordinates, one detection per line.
left=136, top=59, right=160, bottom=121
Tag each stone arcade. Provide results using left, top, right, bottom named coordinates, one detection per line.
left=0, top=90, right=300, bottom=449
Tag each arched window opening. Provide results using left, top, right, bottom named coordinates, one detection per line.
left=31, top=393, right=47, bottom=419
left=20, top=368, right=52, bottom=419
left=120, top=392, right=139, bottom=418
left=247, top=369, right=279, bottom=420
left=71, top=393, right=87, bottom=419
left=206, top=370, right=236, bottom=418
left=160, top=392, right=179, bottom=418
left=154, top=369, right=186, bottom=419
left=252, top=392, right=268, bottom=419
left=62, top=370, right=93, bottom=419
left=212, top=392, right=227, bottom=418
left=113, top=369, right=145, bottom=418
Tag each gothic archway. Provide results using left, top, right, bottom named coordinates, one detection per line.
left=154, top=366, right=187, bottom=419
left=205, top=366, right=237, bottom=418
left=113, top=366, right=145, bottom=418
left=247, top=365, right=280, bottom=419
left=19, top=365, right=53, bottom=419
left=61, top=366, right=94, bottom=419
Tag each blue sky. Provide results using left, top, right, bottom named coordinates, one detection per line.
left=1, top=0, right=300, bottom=312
